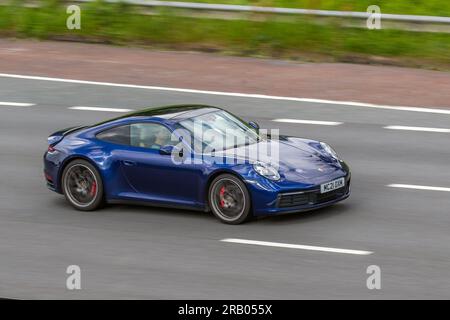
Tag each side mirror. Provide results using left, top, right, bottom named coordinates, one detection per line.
left=159, top=145, right=183, bottom=157
left=159, top=145, right=174, bottom=155
left=248, top=121, right=260, bottom=131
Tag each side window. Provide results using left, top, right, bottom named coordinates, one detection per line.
left=130, top=123, right=175, bottom=150
left=96, top=125, right=130, bottom=145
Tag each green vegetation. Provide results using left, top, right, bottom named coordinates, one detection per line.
left=0, top=1, right=449, bottom=69
left=175, top=0, right=450, bottom=17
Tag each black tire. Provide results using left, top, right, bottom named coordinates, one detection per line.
left=61, top=159, right=104, bottom=211
left=208, top=174, right=252, bottom=224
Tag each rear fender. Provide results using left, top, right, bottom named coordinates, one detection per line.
left=48, top=126, right=86, bottom=146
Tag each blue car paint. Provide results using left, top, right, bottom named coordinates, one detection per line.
left=44, top=105, right=350, bottom=216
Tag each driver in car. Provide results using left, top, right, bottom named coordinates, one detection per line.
left=151, top=127, right=171, bottom=150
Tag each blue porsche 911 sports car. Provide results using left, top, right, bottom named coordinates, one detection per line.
left=44, top=105, right=350, bottom=224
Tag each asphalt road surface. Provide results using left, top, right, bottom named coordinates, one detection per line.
left=1, top=74, right=450, bottom=299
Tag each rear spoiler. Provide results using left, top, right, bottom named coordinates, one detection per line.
left=48, top=125, right=86, bottom=146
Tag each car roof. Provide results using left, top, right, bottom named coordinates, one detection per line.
left=93, top=104, right=221, bottom=127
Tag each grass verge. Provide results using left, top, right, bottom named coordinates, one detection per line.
left=0, top=1, right=449, bottom=70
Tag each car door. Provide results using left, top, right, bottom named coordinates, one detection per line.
left=118, top=122, right=203, bottom=207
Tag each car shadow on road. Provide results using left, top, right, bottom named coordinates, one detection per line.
left=50, top=195, right=212, bottom=219
left=254, top=202, right=354, bottom=226
left=107, top=202, right=223, bottom=225
left=50, top=195, right=353, bottom=226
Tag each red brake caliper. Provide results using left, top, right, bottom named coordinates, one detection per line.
left=90, top=181, right=97, bottom=197
left=219, top=186, right=226, bottom=208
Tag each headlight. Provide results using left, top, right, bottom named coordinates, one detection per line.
left=253, top=162, right=280, bottom=181
left=320, top=142, right=340, bottom=160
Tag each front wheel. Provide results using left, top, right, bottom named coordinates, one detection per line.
left=61, top=159, right=104, bottom=211
left=208, top=174, right=252, bottom=224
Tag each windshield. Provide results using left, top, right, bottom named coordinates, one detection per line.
left=178, top=110, right=261, bottom=152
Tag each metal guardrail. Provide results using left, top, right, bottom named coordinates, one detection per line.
left=74, top=0, right=450, bottom=24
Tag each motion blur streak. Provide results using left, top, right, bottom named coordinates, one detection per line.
left=221, top=238, right=373, bottom=255
left=273, top=119, right=343, bottom=126
left=69, top=106, right=134, bottom=112
left=387, top=184, right=450, bottom=192
left=0, top=101, right=34, bottom=107
left=384, top=125, right=450, bottom=133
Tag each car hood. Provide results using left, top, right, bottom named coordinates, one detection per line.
left=215, top=136, right=347, bottom=184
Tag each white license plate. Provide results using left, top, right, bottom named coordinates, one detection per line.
left=320, top=178, right=345, bottom=194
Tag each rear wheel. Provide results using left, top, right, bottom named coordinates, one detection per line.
left=62, top=159, right=104, bottom=211
left=208, top=174, right=252, bottom=224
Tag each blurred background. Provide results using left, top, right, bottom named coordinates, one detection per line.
left=0, top=0, right=449, bottom=70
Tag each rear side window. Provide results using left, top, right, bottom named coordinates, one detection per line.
left=96, top=125, right=130, bottom=145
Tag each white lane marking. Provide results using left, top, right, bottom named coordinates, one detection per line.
left=384, top=125, right=450, bottom=133
left=387, top=184, right=450, bottom=192
left=0, top=73, right=449, bottom=115
left=69, top=106, right=133, bottom=113
left=0, top=101, right=34, bottom=107
left=221, top=238, right=373, bottom=255
left=273, top=118, right=342, bottom=126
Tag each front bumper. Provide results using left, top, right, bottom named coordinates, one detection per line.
left=249, top=174, right=351, bottom=216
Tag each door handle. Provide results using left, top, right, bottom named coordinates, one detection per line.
left=122, top=160, right=137, bottom=166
